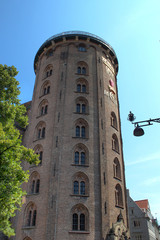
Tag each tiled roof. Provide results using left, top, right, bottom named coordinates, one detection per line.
left=135, top=199, right=149, bottom=210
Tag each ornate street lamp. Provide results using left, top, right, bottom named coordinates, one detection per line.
left=128, top=111, right=160, bottom=137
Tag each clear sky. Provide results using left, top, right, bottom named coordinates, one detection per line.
left=1, top=0, right=160, bottom=222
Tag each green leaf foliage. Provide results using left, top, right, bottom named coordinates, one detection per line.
left=0, top=65, right=39, bottom=237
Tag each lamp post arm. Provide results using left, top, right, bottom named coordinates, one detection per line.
left=132, top=118, right=160, bottom=127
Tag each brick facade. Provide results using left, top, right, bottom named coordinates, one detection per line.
left=13, top=31, right=129, bottom=240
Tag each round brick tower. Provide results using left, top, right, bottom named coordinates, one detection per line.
left=14, top=31, right=129, bottom=240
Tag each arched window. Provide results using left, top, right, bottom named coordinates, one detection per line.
left=111, top=112, right=118, bottom=130
left=113, top=158, right=121, bottom=179
left=77, top=61, right=88, bottom=75
left=25, top=203, right=37, bottom=227
left=34, top=144, right=43, bottom=165
left=38, top=99, right=48, bottom=116
left=112, top=134, right=119, bottom=153
left=75, top=97, right=88, bottom=114
left=74, top=119, right=88, bottom=139
left=72, top=172, right=89, bottom=196
left=71, top=204, right=89, bottom=231
left=78, top=44, right=86, bottom=52
left=76, top=78, right=88, bottom=93
left=115, top=184, right=123, bottom=207
left=35, top=121, right=46, bottom=140
left=29, top=172, right=40, bottom=194
left=40, top=81, right=51, bottom=97
left=73, top=144, right=89, bottom=166
left=43, top=65, right=53, bottom=79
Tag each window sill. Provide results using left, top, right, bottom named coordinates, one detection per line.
left=36, top=114, right=48, bottom=119
left=70, top=194, right=89, bottom=197
left=27, top=193, right=40, bottom=197
left=113, top=176, right=122, bottom=181
left=69, top=231, right=90, bottom=234
left=111, top=125, right=118, bottom=131
left=74, top=91, right=89, bottom=94
left=22, top=226, right=36, bottom=230
left=71, top=164, right=89, bottom=167
left=39, top=93, right=50, bottom=99
left=29, top=163, right=42, bottom=168
left=72, top=137, right=88, bottom=140
left=112, top=149, right=120, bottom=154
left=75, top=73, right=89, bottom=76
left=115, top=205, right=124, bottom=209
left=33, top=138, right=45, bottom=142
left=74, top=112, right=89, bottom=115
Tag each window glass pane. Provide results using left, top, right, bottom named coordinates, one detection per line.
left=31, top=180, right=35, bottom=193
left=80, top=214, right=85, bottom=230
left=75, top=152, right=79, bottom=164
left=76, top=104, right=80, bottom=113
left=82, top=104, right=86, bottom=113
left=42, top=127, right=45, bottom=138
left=80, top=181, right=85, bottom=195
left=81, top=126, right=85, bottom=138
left=36, top=179, right=40, bottom=193
left=82, top=67, right=86, bottom=75
left=76, top=126, right=80, bottom=137
left=73, top=213, right=78, bottom=230
left=28, top=211, right=32, bottom=226
left=81, top=152, right=85, bottom=165
left=45, top=105, right=48, bottom=114
left=82, top=85, right=86, bottom=92
left=77, top=84, right=81, bottom=92
left=77, top=67, right=81, bottom=74
left=74, top=181, right=79, bottom=194
left=47, top=86, right=50, bottom=94
left=32, top=210, right=37, bottom=226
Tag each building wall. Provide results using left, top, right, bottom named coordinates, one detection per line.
left=127, top=190, right=160, bottom=240
left=13, top=32, right=129, bottom=240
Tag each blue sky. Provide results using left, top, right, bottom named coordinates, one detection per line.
left=1, top=0, right=160, bottom=222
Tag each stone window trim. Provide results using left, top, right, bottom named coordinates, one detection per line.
left=43, top=64, right=53, bottom=80
left=75, top=78, right=89, bottom=94
left=40, top=80, right=51, bottom=97
left=78, top=44, right=87, bottom=52
left=75, top=97, right=89, bottom=115
left=113, top=157, right=121, bottom=180
left=32, top=144, right=43, bottom=167
left=24, top=202, right=37, bottom=228
left=28, top=171, right=40, bottom=195
left=38, top=99, right=49, bottom=117
left=72, top=172, right=89, bottom=196
left=115, top=184, right=123, bottom=208
left=112, top=134, right=120, bottom=154
left=111, top=111, right=118, bottom=130
left=72, top=143, right=89, bottom=166
left=76, top=61, right=89, bottom=75
left=35, top=121, right=46, bottom=141
left=74, top=118, right=89, bottom=139
left=71, top=204, right=89, bottom=232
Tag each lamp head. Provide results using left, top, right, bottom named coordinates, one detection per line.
left=133, top=126, right=144, bottom=137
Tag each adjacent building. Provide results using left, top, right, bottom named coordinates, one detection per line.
left=127, top=190, right=160, bottom=240
left=13, top=31, right=130, bottom=240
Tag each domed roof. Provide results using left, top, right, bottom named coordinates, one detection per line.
left=34, top=31, right=118, bottom=72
